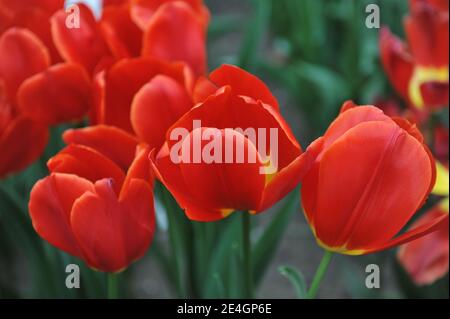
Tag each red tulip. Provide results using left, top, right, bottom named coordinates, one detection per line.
left=130, top=0, right=209, bottom=31
left=92, top=57, right=194, bottom=145
left=0, top=28, right=50, bottom=178
left=51, top=3, right=111, bottom=74
left=151, top=64, right=313, bottom=221
left=141, top=1, right=207, bottom=76
left=301, top=101, right=448, bottom=255
left=380, top=0, right=449, bottom=110
left=398, top=206, right=449, bottom=285
left=0, top=0, right=64, bottom=62
left=29, top=125, right=155, bottom=272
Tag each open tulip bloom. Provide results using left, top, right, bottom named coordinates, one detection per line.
left=0, top=0, right=449, bottom=300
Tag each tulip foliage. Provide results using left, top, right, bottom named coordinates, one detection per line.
left=0, top=0, right=448, bottom=299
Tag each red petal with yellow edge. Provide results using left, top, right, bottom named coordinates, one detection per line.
left=95, top=58, right=190, bottom=133
left=397, top=206, right=449, bottom=285
left=259, top=150, right=313, bottom=212
left=151, top=145, right=231, bottom=222
left=131, top=75, right=193, bottom=150
left=28, top=173, right=93, bottom=258
left=71, top=178, right=154, bottom=272
left=17, top=63, right=91, bottom=125
left=176, top=128, right=265, bottom=213
left=311, top=121, right=434, bottom=251
left=167, top=87, right=301, bottom=171
left=51, top=4, right=110, bottom=73
left=208, top=64, right=280, bottom=111
left=47, top=144, right=126, bottom=194
left=0, top=115, right=48, bottom=177
left=63, top=125, right=139, bottom=172
left=0, top=28, right=50, bottom=101
left=130, top=0, right=209, bottom=30
left=405, top=2, right=449, bottom=67
left=100, top=4, right=142, bottom=59
left=379, top=27, right=414, bottom=102
left=141, top=2, right=206, bottom=76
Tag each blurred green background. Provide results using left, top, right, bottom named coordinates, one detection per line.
left=0, top=0, right=448, bottom=299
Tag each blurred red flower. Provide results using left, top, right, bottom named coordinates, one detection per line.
left=380, top=0, right=449, bottom=111
left=301, top=101, right=448, bottom=255
left=151, top=65, right=313, bottom=221
left=29, top=125, right=155, bottom=272
left=398, top=161, right=449, bottom=285
left=398, top=206, right=449, bottom=285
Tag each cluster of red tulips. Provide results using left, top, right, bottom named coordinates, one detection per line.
left=0, top=0, right=448, bottom=296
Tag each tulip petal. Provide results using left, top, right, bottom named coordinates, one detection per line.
left=151, top=145, right=232, bottom=222
left=131, top=75, right=193, bottom=150
left=367, top=209, right=448, bottom=254
left=0, top=115, right=49, bottom=177
left=95, top=58, right=189, bottom=132
left=100, top=4, right=142, bottom=59
left=47, top=144, right=126, bottom=194
left=311, top=121, right=434, bottom=251
left=405, top=2, right=449, bottom=67
left=71, top=178, right=154, bottom=272
left=28, top=173, right=93, bottom=258
left=63, top=125, right=139, bottom=172
left=176, top=128, right=266, bottom=213
left=168, top=87, right=301, bottom=171
left=0, top=28, right=50, bottom=100
left=207, top=64, right=280, bottom=111
left=51, top=4, right=110, bottom=73
left=120, top=144, right=153, bottom=199
left=17, top=63, right=91, bottom=125
left=141, top=2, right=206, bottom=76
left=420, top=81, right=449, bottom=108
left=397, top=207, right=449, bottom=285
left=6, top=6, right=62, bottom=63
left=379, top=27, right=414, bottom=102
left=322, top=104, right=394, bottom=153
left=259, top=150, right=313, bottom=212
left=130, top=0, right=209, bottom=30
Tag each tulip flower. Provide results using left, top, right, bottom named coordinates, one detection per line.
left=0, top=0, right=64, bottom=62
left=0, top=28, right=51, bottom=178
left=93, top=57, right=194, bottom=147
left=301, top=101, right=448, bottom=255
left=151, top=64, right=313, bottom=221
left=398, top=162, right=449, bottom=285
left=380, top=0, right=449, bottom=111
left=29, top=125, right=155, bottom=272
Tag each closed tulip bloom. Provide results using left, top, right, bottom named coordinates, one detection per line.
left=151, top=64, right=313, bottom=221
left=380, top=0, right=449, bottom=110
left=301, top=101, right=448, bottom=255
left=29, top=125, right=155, bottom=272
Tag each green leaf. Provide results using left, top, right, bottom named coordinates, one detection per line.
left=279, top=265, right=307, bottom=299
left=252, top=190, right=298, bottom=286
left=238, top=0, right=271, bottom=70
left=203, top=214, right=241, bottom=297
